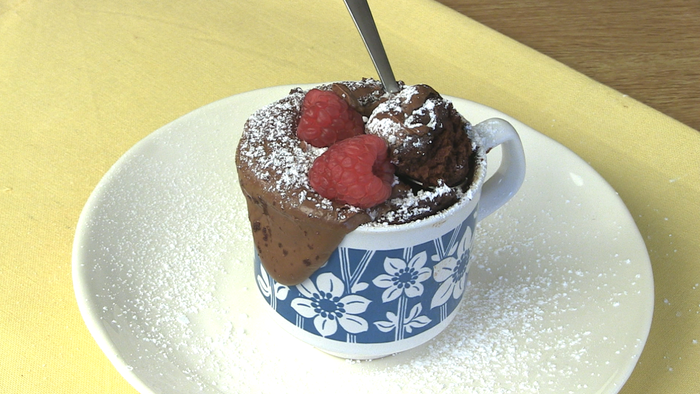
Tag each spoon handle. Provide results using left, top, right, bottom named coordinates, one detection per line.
left=343, top=0, right=401, bottom=93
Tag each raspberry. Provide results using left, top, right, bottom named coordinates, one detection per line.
left=297, top=89, right=364, bottom=147
left=308, top=134, right=394, bottom=208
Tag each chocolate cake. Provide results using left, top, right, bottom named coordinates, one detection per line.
left=366, top=84, right=474, bottom=187
left=235, top=79, right=477, bottom=285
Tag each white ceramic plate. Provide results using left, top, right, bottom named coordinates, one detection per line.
left=73, top=85, right=653, bottom=394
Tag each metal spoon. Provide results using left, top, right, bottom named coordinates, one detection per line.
left=343, top=0, right=401, bottom=93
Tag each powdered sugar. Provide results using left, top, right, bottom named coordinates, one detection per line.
left=89, top=186, right=637, bottom=393
left=405, top=92, right=438, bottom=131
left=237, top=92, right=320, bottom=195
left=380, top=181, right=456, bottom=224
left=366, top=117, right=403, bottom=146
left=366, top=85, right=443, bottom=153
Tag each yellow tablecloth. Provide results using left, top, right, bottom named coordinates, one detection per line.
left=2, top=0, right=699, bottom=392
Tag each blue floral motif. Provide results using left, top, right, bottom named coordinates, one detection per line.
left=372, top=252, right=432, bottom=340
left=374, top=303, right=431, bottom=335
left=291, top=272, right=371, bottom=337
left=257, top=266, right=289, bottom=302
left=431, top=226, right=473, bottom=309
left=372, top=252, right=431, bottom=302
left=254, top=211, right=477, bottom=345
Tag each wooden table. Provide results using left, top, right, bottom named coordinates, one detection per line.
left=437, top=0, right=700, bottom=132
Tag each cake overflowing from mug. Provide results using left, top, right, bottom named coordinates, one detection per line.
left=235, top=79, right=480, bottom=285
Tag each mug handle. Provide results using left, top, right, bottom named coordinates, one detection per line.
left=474, top=118, right=526, bottom=221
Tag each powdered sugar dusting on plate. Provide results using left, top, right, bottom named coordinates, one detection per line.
left=89, top=173, right=638, bottom=393
left=76, top=85, right=652, bottom=394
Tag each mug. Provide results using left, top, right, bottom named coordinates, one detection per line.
left=254, top=118, right=526, bottom=359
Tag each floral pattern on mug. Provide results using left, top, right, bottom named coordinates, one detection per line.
left=254, top=209, right=477, bottom=344
left=431, top=226, right=473, bottom=309
left=257, top=268, right=289, bottom=301
left=291, top=272, right=372, bottom=337
left=372, top=252, right=433, bottom=339
left=374, top=300, right=432, bottom=336
left=372, top=252, right=431, bottom=302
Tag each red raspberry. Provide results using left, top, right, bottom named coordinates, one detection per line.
left=297, top=89, right=364, bottom=147
left=309, top=134, right=394, bottom=208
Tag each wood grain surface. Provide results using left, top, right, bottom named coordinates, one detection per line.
left=436, top=0, right=700, bottom=131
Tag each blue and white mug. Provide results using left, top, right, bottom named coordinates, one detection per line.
left=254, top=118, right=526, bottom=359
